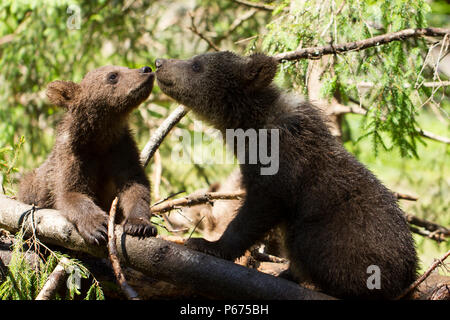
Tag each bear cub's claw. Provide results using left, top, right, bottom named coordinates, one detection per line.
left=123, top=215, right=157, bottom=238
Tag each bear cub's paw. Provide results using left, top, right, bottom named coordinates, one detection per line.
left=77, top=209, right=109, bottom=245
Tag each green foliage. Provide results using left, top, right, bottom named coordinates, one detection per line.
left=0, top=136, right=24, bottom=195
left=0, top=231, right=104, bottom=300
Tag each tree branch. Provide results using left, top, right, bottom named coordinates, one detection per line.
left=274, top=28, right=450, bottom=62
left=228, top=9, right=258, bottom=35
left=0, top=195, right=333, bottom=300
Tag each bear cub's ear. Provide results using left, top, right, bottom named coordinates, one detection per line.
left=243, top=53, right=278, bottom=91
left=46, top=80, right=80, bottom=109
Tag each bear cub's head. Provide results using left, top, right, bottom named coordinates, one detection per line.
left=46, top=65, right=154, bottom=115
left=155, top=52, right=278, bottom=128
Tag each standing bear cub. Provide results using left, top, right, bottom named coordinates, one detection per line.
left=19, top=66, right=157, bottom=245
left=155, top=52, right=418, bottom=299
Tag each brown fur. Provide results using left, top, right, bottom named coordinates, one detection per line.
left=155, top=52, right=418, bottom=299
left=18, top=66, right=157, bottom=244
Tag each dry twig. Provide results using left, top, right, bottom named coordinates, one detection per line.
left=150, top=190, right=246, bottom=214
left=393, top=192, right=418, bottom=201
left=406, top=214, right=450, bottom=243
left=153, top=188, right=448, bottom=243
left=395, top=249, right=450, bottom=300
left=107, top=197, right=140, bottom=300
left=188, top=11, right=220, bottom=52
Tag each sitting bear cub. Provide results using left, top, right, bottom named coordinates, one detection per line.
left=19, top=66, right=157, bottom=245
left=155, top=52, right=418, bottom=299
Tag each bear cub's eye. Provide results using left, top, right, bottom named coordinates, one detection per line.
left=107, top=72, right=119, bottom=84
left=192, top=62, right=201, bottom=73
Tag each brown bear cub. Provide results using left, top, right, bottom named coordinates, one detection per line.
left=19, top=66, right=157, bottom=245
left=155, top=52, right=418, bottom=299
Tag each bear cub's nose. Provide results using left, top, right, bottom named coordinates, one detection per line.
left=155, top=59, right=164, bottom=69
left=140, top=66, right=152, bottom=73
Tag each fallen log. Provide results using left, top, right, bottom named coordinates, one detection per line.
left=0, top=194, right=334, bottom=300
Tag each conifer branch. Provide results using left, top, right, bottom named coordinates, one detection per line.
left=274, top=28, right=450, bottom=62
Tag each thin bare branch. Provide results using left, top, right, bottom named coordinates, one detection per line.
left=418, top=129, right=450, bottom=145
left=409, top=226, right=447, bottom=242
left=188, top=11, right=221, bottom=52
left=226, top=9, right=258, bottom=37
left=153, top=188, right=447, bottom=243
left=351, top=80, right=450, bottom=89
left=405, top=213, right=450, bottom=242
left=0, top=11, right=32, bottom=47
left=151, top=191, right=246, bottom=214
left=0, top=34, right=14, bottom=46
